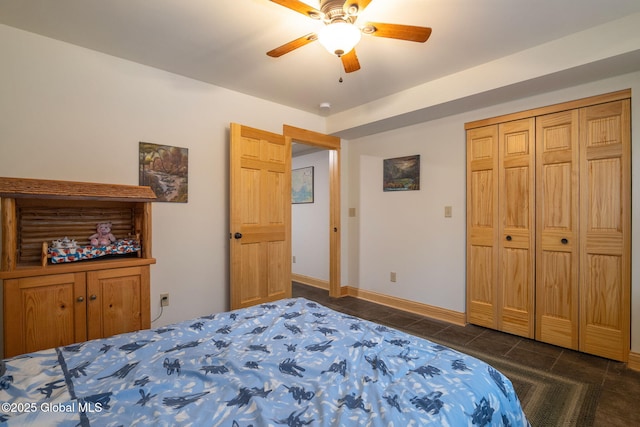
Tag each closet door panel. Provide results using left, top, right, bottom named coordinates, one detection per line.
left=500, top=247, right=532, bottom=336
left=579, top=99, right=630, bottom=362
left=468, top=246, right=495, bottom=325
left=466, top=125, right=499, bottom=328
left=498, top=119, right=535, bottom=338
left=535, top=110, right=579, bottom=349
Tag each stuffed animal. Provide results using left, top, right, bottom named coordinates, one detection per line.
left=89, top=222, right=116, bottom=247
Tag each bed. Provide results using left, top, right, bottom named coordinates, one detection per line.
left=48, top=238, right=141, bottom=264
left=0, top=297, right=529, bottom=426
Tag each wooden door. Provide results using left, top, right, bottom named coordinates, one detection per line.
left=87, top=266, right=150, bottom=340
left=230, top=123, right=291, bottom=309
left=536, top=110, right=579, bottom=349
left=4, top=273, right=86, bottom=357
left=466, top=125, right=499, bottom=329
left=498, top=118, right=535, bottom=338
left=579, top=99, right=630, bottom=362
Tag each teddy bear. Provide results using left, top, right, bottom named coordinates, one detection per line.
left=89, top=222, right=117, bottom=247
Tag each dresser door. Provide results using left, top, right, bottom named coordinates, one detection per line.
left=87, top=266, right=150, bottom=340
left=4, top=273, right=86, bottom=357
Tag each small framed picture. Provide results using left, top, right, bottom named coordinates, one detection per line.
left=139, top=142, right=189, bottom=202
left=292, top=166, right=314, bottom=203
left=383, top=155, right=420, bottom=191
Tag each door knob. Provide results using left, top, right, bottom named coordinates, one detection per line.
left=234, top=232, right=243, bottom=239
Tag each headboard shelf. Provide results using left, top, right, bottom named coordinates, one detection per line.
left=0, top=177, right=156, bottom=201
left=0, top=177, right=156, bottom=277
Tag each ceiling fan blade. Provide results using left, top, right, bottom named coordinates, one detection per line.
left=341, top=49, right=361, bottom=73
left=267, top=33, right=318, bottom=57
left=270, top=0, right=322, bottom=19
left=362, top=22, right=432, bottom=43
left=343, top=0, right=373, bottom=15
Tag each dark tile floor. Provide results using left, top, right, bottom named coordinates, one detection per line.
left=292, top=282, right=640, bottom=427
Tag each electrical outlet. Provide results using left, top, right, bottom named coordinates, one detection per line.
left=160, top=293, right=169, bottom=307
left=390, top=272, right=397, bottom=282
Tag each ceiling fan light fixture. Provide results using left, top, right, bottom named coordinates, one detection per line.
left=317, top=21, right=361, bottom=57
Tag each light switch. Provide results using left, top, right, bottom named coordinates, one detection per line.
left=349, top=207, right=356, bottom=217
left=444, top=206, right=452, bottom=218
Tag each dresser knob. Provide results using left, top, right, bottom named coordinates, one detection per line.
left=77, top=296, right=84, bottom=302
left=90, top=294, right=97, bottom=300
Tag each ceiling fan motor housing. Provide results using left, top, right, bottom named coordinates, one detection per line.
left=320, top=0, right=357, bottom=24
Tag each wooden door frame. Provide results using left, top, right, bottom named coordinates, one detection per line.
left=283, top=125, right=342, bottom=298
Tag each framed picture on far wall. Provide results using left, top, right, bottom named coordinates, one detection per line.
left=292, top=166, right=314, bottom=204
left=139, top=142, right=189, bottom=202
left=383, top=155, right=420, bottom=191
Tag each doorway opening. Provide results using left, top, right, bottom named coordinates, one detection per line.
left=284, top=125, right=341, bottom=298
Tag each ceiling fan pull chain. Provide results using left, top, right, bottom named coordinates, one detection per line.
left=338, top=57, right=344, bottom=83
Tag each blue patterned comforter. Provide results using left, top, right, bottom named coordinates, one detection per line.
left=0, top=298, right=529, bottom=426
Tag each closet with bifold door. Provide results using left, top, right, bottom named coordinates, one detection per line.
left=466, top=90, right=631, bottom=362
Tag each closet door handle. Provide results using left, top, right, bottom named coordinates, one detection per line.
left=505, top=235, right=512, bottom=241
left=234, top=232, right=242, bottom=239
left=561, top=238, right=569, bottom=245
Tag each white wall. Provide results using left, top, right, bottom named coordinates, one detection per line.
left=2, top=23, right=639, bottom=357
left=347, top=121, right=466, bottom=310
left=0, top=25, right=324, bottom=334
left=292, top=150, right=330, bottom=282
left=345, top=71, right=640, bottom=352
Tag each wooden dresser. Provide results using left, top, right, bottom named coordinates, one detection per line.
left=0, top=177, right=156, bottom=357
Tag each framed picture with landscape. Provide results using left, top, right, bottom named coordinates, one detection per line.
left=139, top=142, right=189, bottom=202
left=292, top=166, right=314, bottom=204
left=383, top=155, right=420, bottom=191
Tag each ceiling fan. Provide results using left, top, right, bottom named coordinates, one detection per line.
left=266, top=0, right=432, bottom=73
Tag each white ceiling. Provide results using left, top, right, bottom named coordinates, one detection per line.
left=1, top=0, right=640, bottom=120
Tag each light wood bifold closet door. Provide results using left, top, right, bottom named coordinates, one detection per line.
left=466, top=125, right=499, bottom=330
left=466, top=91, right=631, bottom=362
left=535, top=109, right=580, bottom=350
left=498, top=119, right=535, bottom=338
left=578, top=100, right=630, bottom=361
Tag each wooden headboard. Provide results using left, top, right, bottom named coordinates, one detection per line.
left=0, top=177, right=156, bottom=276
